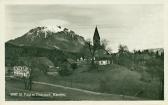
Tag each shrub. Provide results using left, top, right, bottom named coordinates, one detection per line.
left=71, top=63, right=78, bottom=70
left=58, top=61, right=77, bottom=76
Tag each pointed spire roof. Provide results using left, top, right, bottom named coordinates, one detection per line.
left=93, top=26, right=101, bottom=49
left=93, top=26, right=100, bottom=40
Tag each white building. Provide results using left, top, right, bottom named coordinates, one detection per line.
left=94, top=49, right=111, bottom=65
left=13, top=66, right=31, bottom=78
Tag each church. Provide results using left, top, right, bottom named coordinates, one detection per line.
left=93, top=26, right=111, bottom=65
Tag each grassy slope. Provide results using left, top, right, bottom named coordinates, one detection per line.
left=31, top=63, right=160, bottom=100
left=6, top=78, right=141, bottom=100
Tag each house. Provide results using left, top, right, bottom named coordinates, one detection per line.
left=94, top=49, right=111, bottom=65
left=13, top=66, right=31, bottom=78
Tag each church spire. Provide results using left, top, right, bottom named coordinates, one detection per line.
left=93, top=26, right=100, bottom=49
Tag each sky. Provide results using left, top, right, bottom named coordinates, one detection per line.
left=5, top=4, right=164, bottom=52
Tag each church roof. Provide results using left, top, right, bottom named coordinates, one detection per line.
left=95, top=49, right=111, bottom=59
left=93, top=26, right=100, bottom=39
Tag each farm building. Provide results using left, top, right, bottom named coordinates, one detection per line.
left=94, top=49, right=111, bottom=65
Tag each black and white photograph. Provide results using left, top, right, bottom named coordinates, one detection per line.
left=1, top=0, right=166, bottom=102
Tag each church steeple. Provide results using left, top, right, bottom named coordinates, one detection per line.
left=93, top=26, right=100, bottom=49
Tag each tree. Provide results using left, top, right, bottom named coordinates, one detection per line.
left=101, top=39, right=108, bottom=50
left=106, top=47, right=113, bottom=54
left=117, top=44, right=132, bottom=67
left=100, top=39, right=112, bottom=54
left=118, top=44, right=129, bottom=54
left=86, top=39, right=96, bottom=65
left=58, top=59, right=77, bottom=76
left=79, top=42, right=91, bottom=60
left=59, top=61, right=72, bottom=76
left=145, top=56, right=164, bottom=99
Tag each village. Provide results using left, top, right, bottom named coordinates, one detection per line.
left=5, top=26, right=164, bottom=100
left=6, top=26, right=112, bottom=77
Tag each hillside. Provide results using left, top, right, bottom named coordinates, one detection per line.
left=5, top=43, right=83, bottom=66
left=23, top=63, right=160, bottom=100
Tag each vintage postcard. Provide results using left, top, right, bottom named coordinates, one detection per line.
left=0, top=0, right=167, bottom=104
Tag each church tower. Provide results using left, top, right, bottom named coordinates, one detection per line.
left=93, top=26, right=100, bottom=49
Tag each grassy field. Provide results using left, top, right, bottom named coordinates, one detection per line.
left=6, top=78, right=141, bottom=100
left=29, top=63, right=161, bottom=100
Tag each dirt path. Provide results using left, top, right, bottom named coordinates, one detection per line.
left=33, top=81, right=111, bottom=95
left=33, top=81, right=140, bottom=100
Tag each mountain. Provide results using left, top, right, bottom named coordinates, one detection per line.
left=7, top=26, right=85, bottom=53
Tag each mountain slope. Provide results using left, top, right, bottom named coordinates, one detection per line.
left=7, top=26, right=85, bottom=53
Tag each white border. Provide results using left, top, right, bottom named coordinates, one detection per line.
left=0, top=0, right=167, bottom=105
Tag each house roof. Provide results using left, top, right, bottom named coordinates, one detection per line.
left=95, top=49, right=111, bottom=59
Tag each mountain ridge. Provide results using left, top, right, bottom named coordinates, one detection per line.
left=7, top=26, right=86, bottom=53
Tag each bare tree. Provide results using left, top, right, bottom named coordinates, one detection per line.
left=118, top=44, right=129, bottom=53
left=106, top=47, right=113, bottom=54
left=101, top=39, right=112, bottom=54
left=101, top=39, right=108, bottom=50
